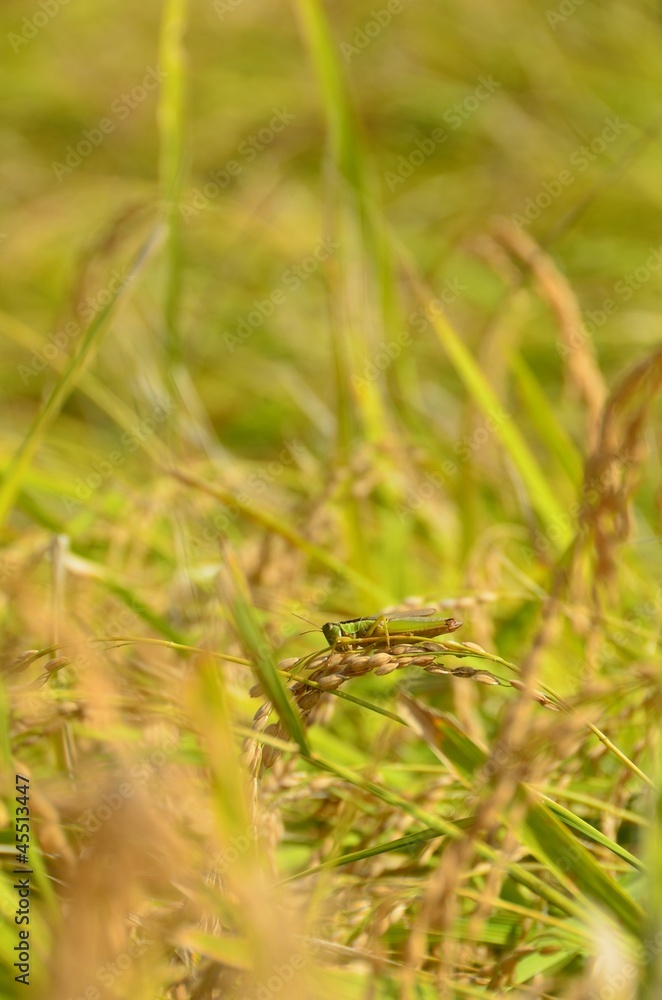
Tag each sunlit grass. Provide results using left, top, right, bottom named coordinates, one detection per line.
left=1, top=0, right=662, bottom=997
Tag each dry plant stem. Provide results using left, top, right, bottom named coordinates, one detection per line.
left=491, top=217, right=607, bottom=449
left=579, top=343, right=662, bottom=587
left=244, top=632, right=561, bottom=780
left=244, top=608, right=639, bottom=988
left=462, top=826, right=521, bottom=980
left=404, top=590, right=567, bottom=990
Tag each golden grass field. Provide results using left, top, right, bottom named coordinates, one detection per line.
left=2, top=1, right=662, bottom=997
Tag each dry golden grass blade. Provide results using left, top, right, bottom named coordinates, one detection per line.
left=46, top=793, right=182, bottom=1000
left=492, top=216, right=608, bottom=451
left=245, top=627, right=566, bottom=777
left=579, top=343, right=662, bottom=584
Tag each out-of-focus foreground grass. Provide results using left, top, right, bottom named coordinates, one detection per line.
left=1, top=0, right=662, bottom=997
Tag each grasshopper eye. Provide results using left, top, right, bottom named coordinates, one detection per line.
left=322, top=623, right=340, bottom=645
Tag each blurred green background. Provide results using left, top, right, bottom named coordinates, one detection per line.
left=2, top=0, right=662, bottom=997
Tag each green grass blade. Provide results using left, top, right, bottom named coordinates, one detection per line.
left=406, top=268, right=573, bottom=550
left=284, top=827, right=450, bottom=883
left=0, top=227, right=163, bottom=530
left=400, top=695, right=645, bottom=937
left=0, top=685, right=13, bottom=778
left=521, top=793, right=644, bottom=938
left=509, top=350, right=584, bottom=486
left=173, top=467, right=387, bottom=602
left=0, top=309, right=171, bottom=466
left=294, top=0, right=396, bottom=467
left=174, top=929, right=251, bottom=970
left=220, top=545, right=309, bottom=754
left=305, top=748, right=586, bottom=921
left=544, top=795, right=645, bottom=872
left=158, top=0, right=187, bottom=365
left=295, top=0, right=360, bottom=193
left=102, top=579, right=188, bottom=645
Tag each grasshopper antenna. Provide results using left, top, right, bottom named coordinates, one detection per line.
left=292, top=611, right=320, bottom=635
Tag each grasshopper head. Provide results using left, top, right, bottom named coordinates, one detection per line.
left=322, top=622, right=342, bottom=646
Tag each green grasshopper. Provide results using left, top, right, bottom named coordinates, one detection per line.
left=321, top=608, right=462, bottom=651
